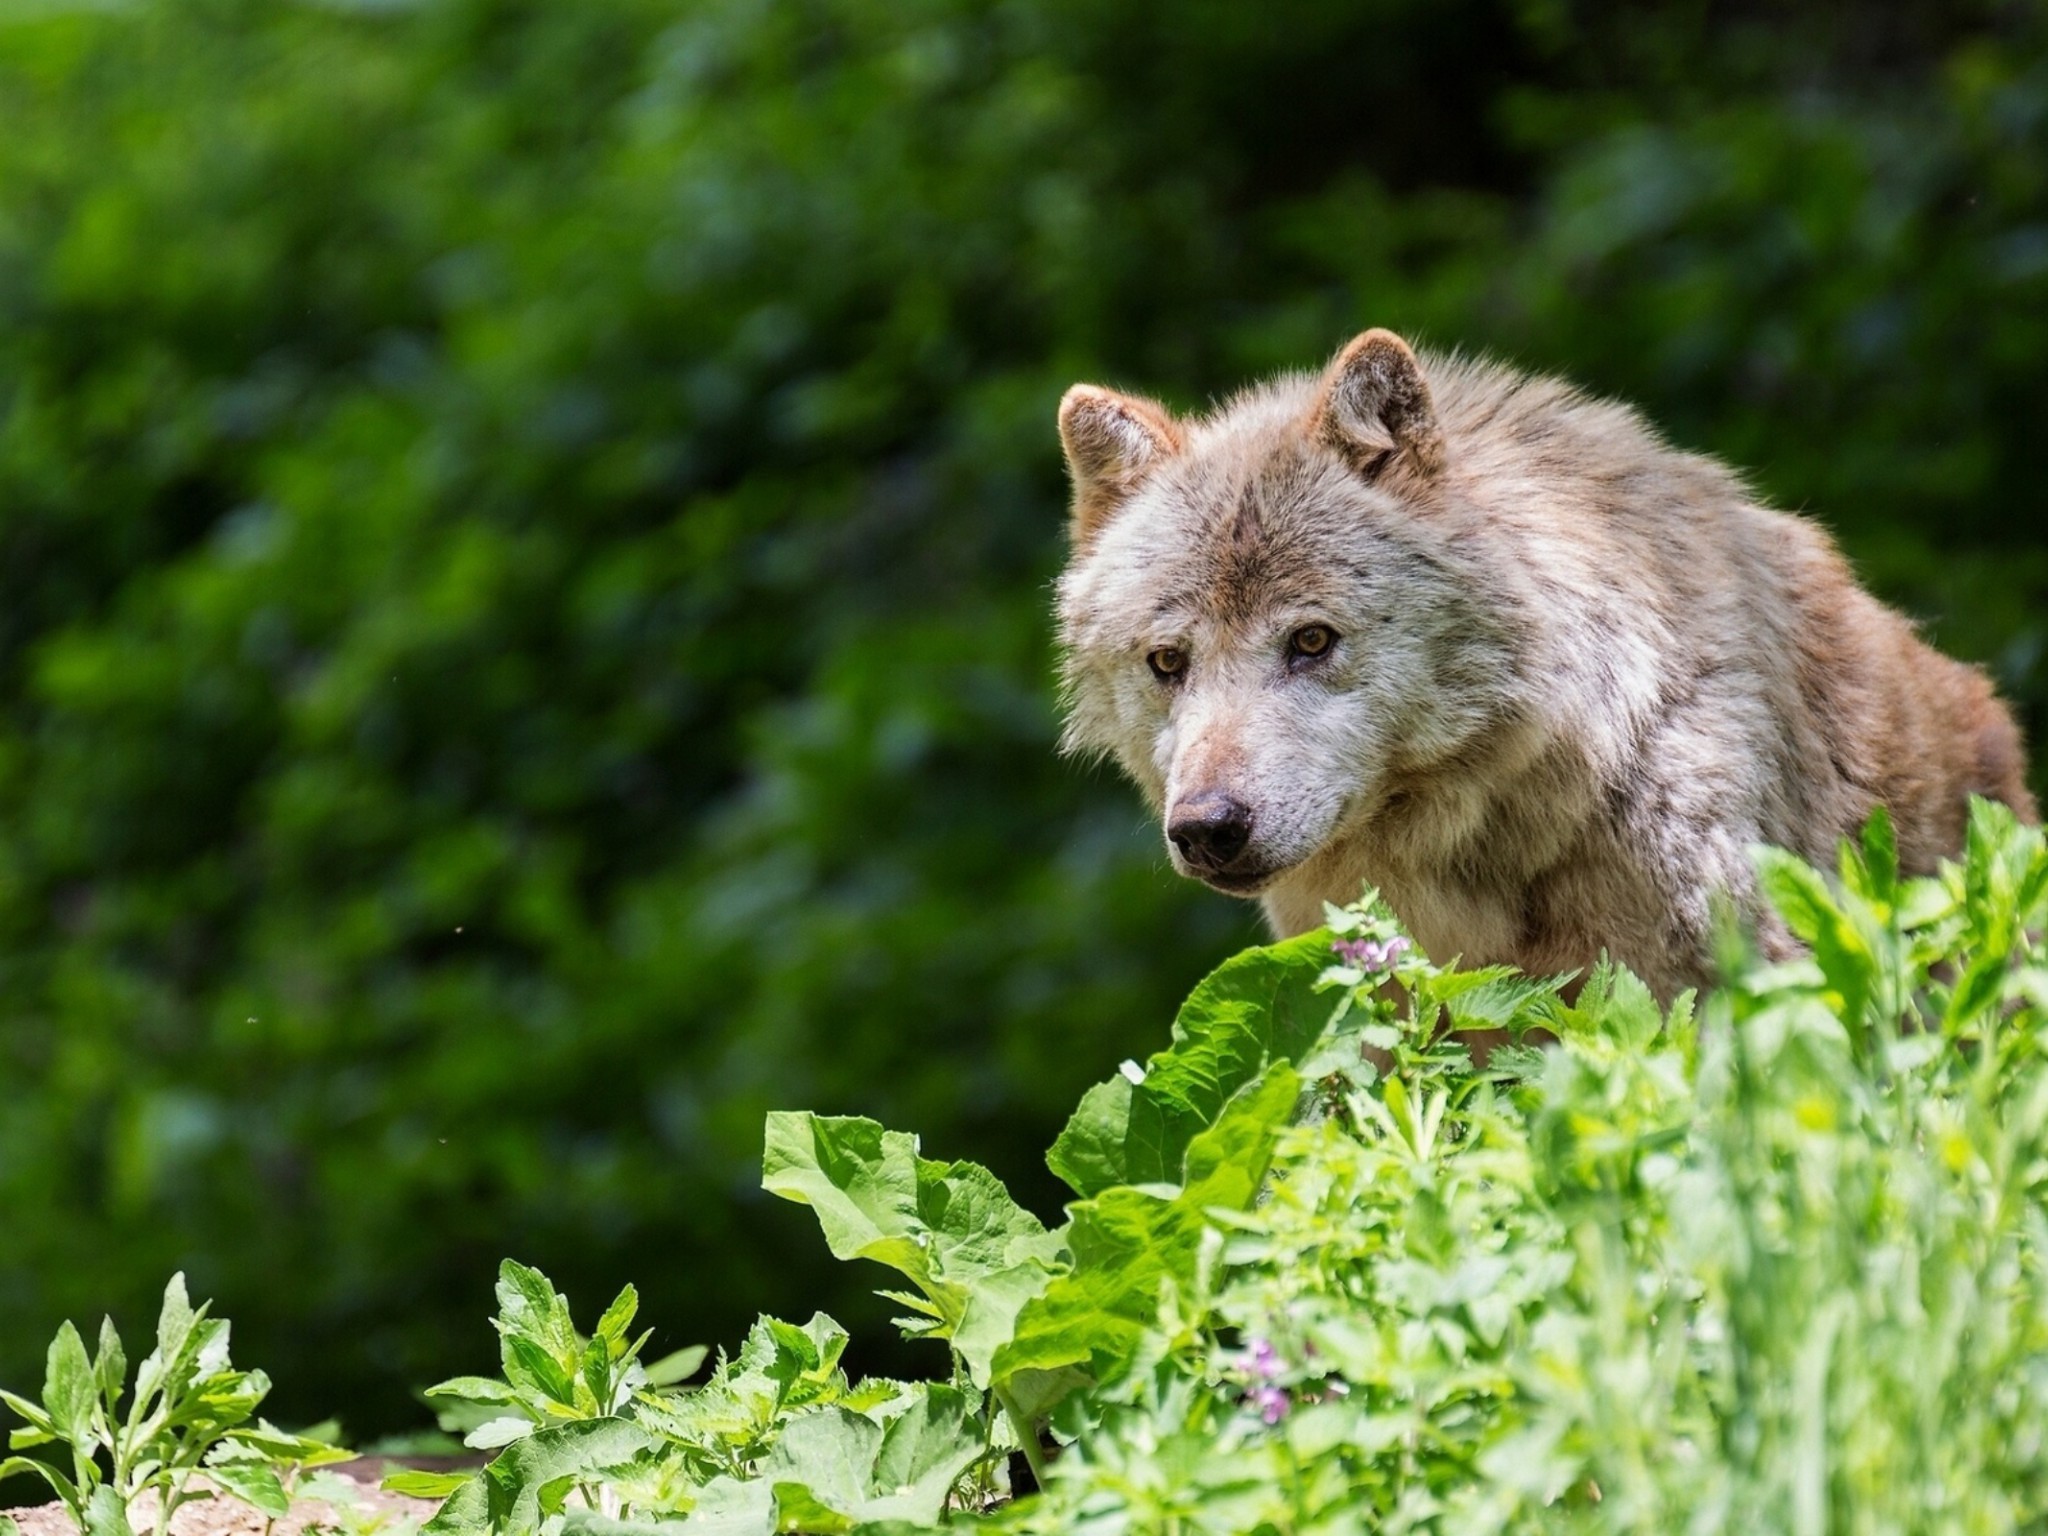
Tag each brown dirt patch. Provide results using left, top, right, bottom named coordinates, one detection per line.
left=4, top=1462, right=443, bottom=1536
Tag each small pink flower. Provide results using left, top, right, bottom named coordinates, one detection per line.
left=1333, top=935, right=1411, bottom=971
left=1248, top=1384, right=1291, bottom=1425
left=1246, top=1337, right=1282, bottom=1380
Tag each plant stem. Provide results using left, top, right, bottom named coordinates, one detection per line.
left=994, top=1388, right=1050, bottom=1493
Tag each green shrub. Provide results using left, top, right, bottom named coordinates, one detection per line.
left=370, top=803, right=2048, bottom=1533
left=0, top=0, right=2042, bottom=1432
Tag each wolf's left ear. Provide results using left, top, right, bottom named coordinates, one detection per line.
left=1058, top=385, right=1183, bottom=543
left=1310, top=330, right=1447, bottom=483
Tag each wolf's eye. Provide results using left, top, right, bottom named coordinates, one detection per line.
left=1147, top=646, right=1187, bottom=681
left=1288, top=624, right=1337, bottom=661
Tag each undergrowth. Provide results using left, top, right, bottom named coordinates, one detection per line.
left=10, top=800, right=2048, bottom=1533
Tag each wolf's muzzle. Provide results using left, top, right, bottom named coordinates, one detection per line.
left=1167, top=791, right=1254, bottom=873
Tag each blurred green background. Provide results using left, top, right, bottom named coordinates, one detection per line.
left=0, top=0, right=2043, bottom=1441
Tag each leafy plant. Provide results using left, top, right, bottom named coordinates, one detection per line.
left=406, top=1283, right=1002, bottom=1536
left=18, top=803, right=2043, bottom=1533
left=386, top=800, right=2048, bottom=1534
left=0, top=1276, right=350, bottom=1536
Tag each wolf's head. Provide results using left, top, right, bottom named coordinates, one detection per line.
left=1054, top=330, right=1522, bottom=899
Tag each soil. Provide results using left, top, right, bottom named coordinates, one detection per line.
left=4, top=1462, right=444, bottom=1536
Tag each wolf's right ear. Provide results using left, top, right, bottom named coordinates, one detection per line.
left=1310, top=330, right=1447, bottom=484
left=1058, top=385, right=1183, bottom=543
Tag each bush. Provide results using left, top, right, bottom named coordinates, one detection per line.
left=0, top=0, right=2042, bottom=1432
left=354, top=802, right=2048, bottom=1532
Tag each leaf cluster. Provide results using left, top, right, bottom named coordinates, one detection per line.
left=384, top=801, right=2048, bottom=1534
left=0, top=1277, right=350, bottom=1536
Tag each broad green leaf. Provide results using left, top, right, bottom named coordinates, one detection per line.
left=223, top=1420, right=354, bottom=1469
left=419, top=1471, right=490, bottom=1536
left=593, top=1286, right=638, bottom=1352
left=765, top=1489, right=850, bottom=1534
left=761, top=1114, right=1065, bottom=1386
left=758, top=1314, right=848, bottom=1400
left=82, top=1485, right=133, bottom=1536
left=755, top=1388, right=981, bottom=1531
left=205, top=1456, right=291, bottom=1517
left=42, top=1322, right=96, bottom=1452
left=503, top=1337, right=577, bottom=1407
left=477, top=1417, right=656, bottom=1536
left=137, top=1274, right=197, bottom=1404
left=676, top=1478, right=776, bottom=1535
left=860, top=1385, right=984, bottom=1524
left=382, top=1469, right=475, bottom=1500
left=1047, top=928, right=1333, bottom=1197
left=425, top=1376, right=524, bottom=1406
left=762, top=1409, right=877, bottom=1525
left=559, top=1516, right=696, bottom=1536
left=494, top=1262, right=581, bottom=1376
left=1754, top=846, right=1875, bottom=1037
left=995, top=1067, right=1299, bottom=1397
left=0, top=1453, right=80, bottom=1509
left=1857, top=804, right=1899, bottom=905
left=641, top=1346, right=707, bottom=1388
left=464, top=1416, right=537, bottom=1450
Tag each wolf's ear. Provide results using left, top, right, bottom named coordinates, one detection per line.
left=1310, top=330, right=1446, bottom=483
left=1058, top=385, right=1183, bottom=542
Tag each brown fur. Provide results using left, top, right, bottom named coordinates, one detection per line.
left=1055, top=331, right=2037, bottom=998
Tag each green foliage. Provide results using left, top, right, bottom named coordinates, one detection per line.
left=0, top=0, right=2043, bottom=1434
left=0, top=1276, right=350, bottom=1535
left=410, top=1278, right=1002, bottom=1536
left=385, top=805, right=2048, bottom=1533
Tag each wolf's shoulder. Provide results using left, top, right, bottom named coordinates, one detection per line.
left=1417, top=349, right=1752, bottom=516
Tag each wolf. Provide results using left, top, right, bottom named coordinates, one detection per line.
left=1055, top=330, right=2037, bottom=998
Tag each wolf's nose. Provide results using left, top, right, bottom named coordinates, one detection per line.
left=1168, top=793, right=1253, bottom=869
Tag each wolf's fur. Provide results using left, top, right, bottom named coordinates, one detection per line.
left=1056, top=331, right=2037, bottom=998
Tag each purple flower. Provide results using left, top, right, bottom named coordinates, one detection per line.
left=1247, top=1384, right=1291, bottom=1425
left=1246, top=1337, right=1282, bottom=1380
left=1332, top=934, right=1411, bottom=971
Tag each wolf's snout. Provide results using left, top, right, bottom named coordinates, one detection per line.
left=1167, top=791, right=1253, bottom=871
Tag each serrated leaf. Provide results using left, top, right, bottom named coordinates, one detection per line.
left=861, top=1386, right=984, bottom=1524
left=1047, top=929, right=1333, bottom=1198
left=418, top=1471, right=490, bottom=1536
left=1435, top=970, right=1574, bottom=1034
left=494, top=1262, right=580, bottom=1371
left=474, top=1418, right=656, bottom=1536
left=754, top=1387, right=981, bottom=1531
